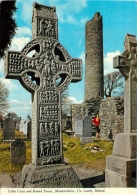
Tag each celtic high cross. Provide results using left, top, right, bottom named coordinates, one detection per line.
left=5, top=3, right=82, bottom=166
left=113, top=34, right=137, bottom=133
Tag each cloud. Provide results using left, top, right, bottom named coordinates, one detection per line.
left=16, top=0, right=34, bottom=24
left=69, top=96, right=83, bottom=104
left=0, top=77, right=19, bottom=91
left=9, top=37, right=31, bottom=51
left=104, top=50, right=121, bottom=75
left=16, top=0, right=87, bottom=25
left=80, top=17, right=89, bottom=25
left=66, top=15, right=77, bottom=24
left=8, top=99, right=32, bottom=119
left=16, top=27, right=32, bottom=37
left=56, top=1, right=87, bottom=24
left=79, top=52, right=85, bottom=65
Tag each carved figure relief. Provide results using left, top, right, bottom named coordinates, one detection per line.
left=39, top=122, right=59, bottom=137
left=5, top=3, right=82, bottom=166
left=39, top=18, right=56, bottom=37
left=39, top=138, right=60, bottom=157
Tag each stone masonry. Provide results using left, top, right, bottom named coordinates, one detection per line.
left=99, top=97, right=124, bottom=140
left=71, top=12, right=124, bottom=140
left=85, top=12, right=104, bottom=101
left=71, top=12, right=104, bottom=137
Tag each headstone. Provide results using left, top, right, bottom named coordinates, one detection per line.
left=83, top=116, right=92, bottom=137
left=4, top=2, right=82, bottom=188
left=80, top=115, right=94, bottom=144
left=107, top=129, right=113, bottom=140
left=74, top=114, right=83, bottom=137
left=3, top=115, right=15, bottom=141
left=65, top=117, right=72, bottom=130
left=105, top=34, right=137, bottom=187
left=19, top=119, right=28, bottom=135
left=27, top=119, right=31, bottom=140
left=10, top=138, right=26, bottom=166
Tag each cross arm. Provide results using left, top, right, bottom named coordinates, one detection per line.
left=113, top=55, right=130, bottom=78
left=4, top=50, right=40, bottom=93
left=4, top=51, right=23, bottom=79
left=70, top=58, right=82, bottom=82
left=59, top=58, right=82, bottom=82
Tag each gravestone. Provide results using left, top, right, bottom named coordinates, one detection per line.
left=83, top=116, right=92, bottom=137
left=105, top=34, right=137, bottom=187
left=3, top=115, right=15, bottom=141
left=80, top=115, right=94, bottom=144
left=74, top=114, right=83, bottom=137
left=10, top=138, right=26, bottom=166
left=5, top=2, right=82, bottom=188
left=27, top=119, right=31, bottom=140
left=19, top=119, right=28, bottom=135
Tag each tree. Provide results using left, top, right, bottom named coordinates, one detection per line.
left=0, top=80, right=9, bottom=114
left=104, top=71, right=124, bottom=97
left=55, top=75, right=72, bottom=115
left=61, top=87, right=71, bottom=115
left=0, top=0, right=17, bottom=59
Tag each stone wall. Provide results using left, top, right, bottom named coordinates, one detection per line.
left=71, top=97, right=124, bottom=140
left=71, top=98, right=102, bottom=134
left=99, top=97, right=124, bottom=140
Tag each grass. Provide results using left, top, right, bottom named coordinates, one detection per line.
left=0, top=130, right=31, bottom=175
left=63, top=133, right=113, bottom=170
left=0, top=131, right=113, bottom=175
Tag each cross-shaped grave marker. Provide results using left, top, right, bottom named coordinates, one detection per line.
left=5, top=2, right=82, bottom=166
left=113, top=34, right=137, bottom=133
left=105, top=34, right=137, bottom=187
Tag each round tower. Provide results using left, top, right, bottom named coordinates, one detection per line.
left=85, top=12, right=104, bottom=101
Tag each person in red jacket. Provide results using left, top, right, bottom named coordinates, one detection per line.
left=92, top=114, right=100, bottom=138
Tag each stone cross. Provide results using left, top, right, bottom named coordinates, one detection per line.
left=4, top=3, right=82, bottom=166
left=113, top=34, right=137, bottom=133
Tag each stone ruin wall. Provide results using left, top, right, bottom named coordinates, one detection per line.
left=71, top=97, right=124, bottom=140
left=71, top=97, right=102, bottom=134
left=99, top=97, right=124, bottom=140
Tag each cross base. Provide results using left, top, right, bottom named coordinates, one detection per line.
left=105, top=133, right=137, bottom=187
left=21, top=163, right=82, bottom=188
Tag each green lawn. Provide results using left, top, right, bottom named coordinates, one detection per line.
left=0, top=131, right=113, bottom=175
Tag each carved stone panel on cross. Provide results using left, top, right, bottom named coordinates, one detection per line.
left=4, top=3, right=82, bottom=166
left=113, top=34, right=137, bottom=132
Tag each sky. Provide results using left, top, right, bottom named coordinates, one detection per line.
left=0, top=0, right=137, bottom=119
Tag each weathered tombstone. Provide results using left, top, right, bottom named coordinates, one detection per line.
left=74, top=114, right=83, bottom=137
left=3, top=114, right=15, bottom=141
left=83, top=116, right=92, bottom=137
left=66, top=117, right=72, bottom=130
left=10, top=138, right=26, bottom=166
left=80, top=115, right=94, bottom=144
left=107, top=129, right=113, bottom=140
left=5, top=2, right=82, bottom=188
left=27, top=119, right=31, bottom=140
left=105, top=34, right=137, bottom=187
left=19, top=119, right=28, bottom=135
